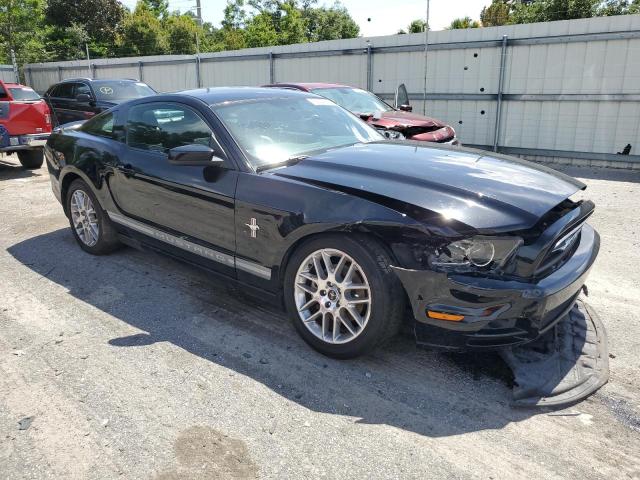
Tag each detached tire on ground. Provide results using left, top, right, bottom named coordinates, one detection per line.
left=17, top=149, right=44, bottom=169
left=284, top=234, right=405, bottom=359
left=66, top=179, right=121, bottom=255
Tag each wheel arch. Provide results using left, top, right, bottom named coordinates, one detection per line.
left=277, top=227, right=401, bottom=290
left=59, top=169, right=102, bottom=217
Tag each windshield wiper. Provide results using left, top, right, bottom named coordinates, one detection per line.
left=256, top=154, right=309, bottom=172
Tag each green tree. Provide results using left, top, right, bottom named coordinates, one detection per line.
left=45, top=23, right=90, bottom=61
left=117, top=3, right=168, bottom=56
left=407, top=19, right=427, bottom=33
left=480, top=1, right=512, bottom=26
left=141, top=0, right=169, bottom=20
left=0, top=0, right=48, bottom=65
left=510, top=0, right=599, bottom=24
left=301, top=1, right=359, bottom=42
left=278, top=1, right=306, bottom=44
left=448, top=16, right=481, bottom=29
left=245, top=11, right=278, bottom=47
left=166, top=14, right=200, bottom=54
left=598, top=0, right=640, bottom=15
left=45, top=0, right=125, bottom=44
left=222, top=0, right=247, bottom=29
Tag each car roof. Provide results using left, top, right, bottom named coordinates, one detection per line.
left=264, top=82, right=350, bottom=91
left=57, top=78, right=141, bottom=84
left=2, top=82, right=28, bottom=88
left=177, top=86, right=315, bottom=105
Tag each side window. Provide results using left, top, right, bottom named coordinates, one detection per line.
left=82, top=112, right=115, bottom=139
left=55, top=83, right=75, bottom=99
left=0, top=85, right=7, bottom=99
left=126, top=102, right=214, bottom=154
left=74, top=83, right=92, bottom=97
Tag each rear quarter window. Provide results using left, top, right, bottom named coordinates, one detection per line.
left=8, top=87, right=41, bottom=101
left=82, top=112, right=115, bottom=139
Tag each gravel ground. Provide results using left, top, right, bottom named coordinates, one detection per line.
left=0, top=153, right=639, bottom=479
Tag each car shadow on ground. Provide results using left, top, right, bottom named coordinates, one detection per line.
left=0, top=157, right=39, bottom=181
left=8, top=228, right=540, bottom=438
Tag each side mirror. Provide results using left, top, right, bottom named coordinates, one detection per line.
left=168, top=144, right=224, bottom=166
left=394, top=83, right=410, bottom=110
left=399, top=104, right=413, bottom=112
left=76, top=93, right=92, bottom=103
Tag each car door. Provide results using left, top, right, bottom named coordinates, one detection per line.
left=107, top=100, right=238, bottom=277
left=47, top=83, right=75, bottom=125
left=73, top=81, right=101, bottom=120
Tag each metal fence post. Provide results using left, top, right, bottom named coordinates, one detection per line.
left=91, top=63, right=97, bottom=79
left=57, top=66, right=63, bottom=82
left=366, top=44, right=372, bottom=91
left=493, top=34, right=508, bottom=152
left=10, top=49, right=19, bottom=83
left=25, top=67, right=32, bottom=87
left=138, top=62, right=144, bottom=82
left=269, top=52, right=275, bottom=84
left=195, top=56, right=201, bottom=88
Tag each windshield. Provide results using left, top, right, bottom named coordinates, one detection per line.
left=311, top=87, right=393, bottom=115
left=212, top=96, right=382, bottom=169
left=92, top=81, right=155, bottom=102
left=8, top=87, right=41, bottom=101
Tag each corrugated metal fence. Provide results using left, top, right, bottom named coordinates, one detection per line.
left=24, top=15, right=640, bottom=167
left=0, top=65, right=17, bottom=82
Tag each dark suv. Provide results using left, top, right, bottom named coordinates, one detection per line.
left=43, top=78, right=156, bottom=126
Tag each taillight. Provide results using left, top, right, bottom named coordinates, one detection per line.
left=45, top=113, right=51, bottom=125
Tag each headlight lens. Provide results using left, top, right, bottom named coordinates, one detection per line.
left=431, top=236, right=522, bottom=271
left=378, top=129, right=405, bottom=140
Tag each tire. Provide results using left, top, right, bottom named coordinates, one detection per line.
left=66, top=179, right=121, bottom=255
left=284, top=234, right=405, bottom=359
left=17, top=149, right=44, bottom=169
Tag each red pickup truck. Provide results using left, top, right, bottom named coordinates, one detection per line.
left=0, top=80, right=52, bottom=169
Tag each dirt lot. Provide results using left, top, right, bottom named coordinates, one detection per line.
left=0, top=153, right=639, bottom=479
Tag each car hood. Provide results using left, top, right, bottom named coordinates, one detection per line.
left=367, top=110, right=446, bottom=129
left=274, top=142, right=585, bottom=232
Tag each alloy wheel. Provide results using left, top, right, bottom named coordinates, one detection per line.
left=294, top=248, right=372, bottom=344
left=70, top=190, right=100, bottom=247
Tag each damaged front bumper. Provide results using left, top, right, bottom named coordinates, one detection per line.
left=391, top=224, right=600, bottom=351
left=500, top=299, right=609, bottom=407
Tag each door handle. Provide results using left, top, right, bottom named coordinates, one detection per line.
left=117, top=164, right=135, bottom=177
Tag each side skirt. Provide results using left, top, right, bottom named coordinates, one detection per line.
left=117, top=232, right=284, bottom=309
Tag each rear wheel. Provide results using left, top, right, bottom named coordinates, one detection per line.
left=17, top=149, right=44, bottom=169
left=284, top=235, right=405, bottom=359
left=66, top=179, right=121, bottom=255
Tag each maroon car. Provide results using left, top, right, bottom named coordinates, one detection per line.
left=263, top=82, right=457, bottom=144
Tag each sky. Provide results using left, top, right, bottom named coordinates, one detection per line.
left=120, top=0, right=490, bottom=36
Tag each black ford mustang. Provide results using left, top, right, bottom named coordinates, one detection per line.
left=45, top=87, right=600, bottom=359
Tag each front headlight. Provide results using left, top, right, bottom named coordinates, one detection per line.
left=430, top=236, right=522, bottom=271
left=378, top=129, right=405, bottom=140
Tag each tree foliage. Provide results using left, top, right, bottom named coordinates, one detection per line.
left=0, top=0, right=48, bottom=64
left=4, top=0, right=640, bottom=67
left=479, top=0, right=639, bottom=26
left=480, top=1, right=513, bottom=26
left=448, top=17, right=481, bottom=29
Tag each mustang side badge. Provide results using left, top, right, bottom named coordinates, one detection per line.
left=246, top=218, right=260, bottom=238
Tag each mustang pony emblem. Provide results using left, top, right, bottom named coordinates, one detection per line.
left=246, top=218, right=260, bottom=238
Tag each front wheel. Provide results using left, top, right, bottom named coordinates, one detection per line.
left=284, top=235, right=405, bottom=359
left=17, top=149, right=44, bottom=169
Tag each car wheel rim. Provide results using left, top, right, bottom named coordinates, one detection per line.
left=294, top=248, right=372, bottom=345
left=70, top=190, right=99, bottom=247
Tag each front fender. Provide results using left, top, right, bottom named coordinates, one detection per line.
left=233, top=172, right=441, bottom=292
